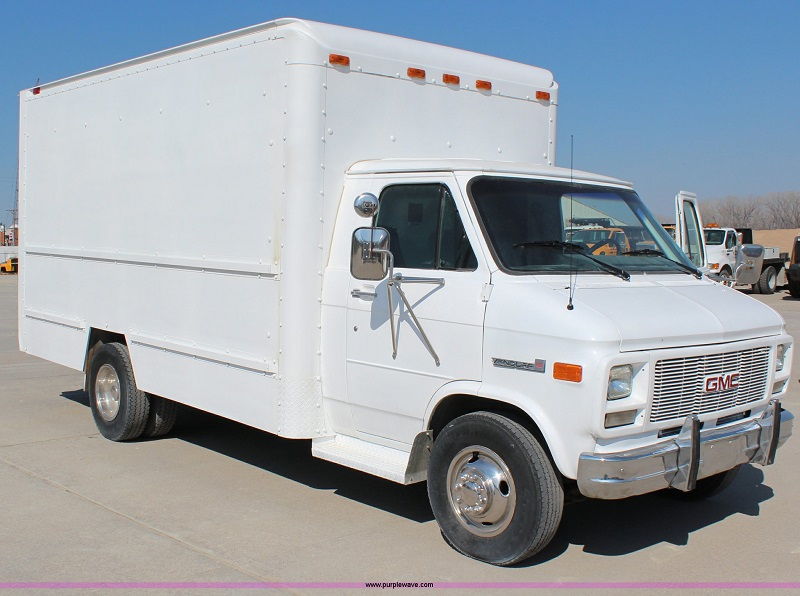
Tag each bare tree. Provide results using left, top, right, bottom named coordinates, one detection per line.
left=761, top=191, right=800, bottom=229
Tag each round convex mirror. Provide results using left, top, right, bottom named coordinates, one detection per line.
left=354, top=193, right=379, bottom=218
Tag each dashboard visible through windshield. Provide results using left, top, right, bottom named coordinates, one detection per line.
left=468, top=176, right=695, bottom=275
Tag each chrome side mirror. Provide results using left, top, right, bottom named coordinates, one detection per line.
left=351, top=227, right=390, bottom=280
left=354, top=193, right=379, bottom=218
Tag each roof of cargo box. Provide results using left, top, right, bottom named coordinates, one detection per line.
left=347, top=159, right=633, bottom=188
left=26, top=18, right=554, bottom=93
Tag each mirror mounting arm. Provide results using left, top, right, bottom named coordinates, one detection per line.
left=373, top=249, right=441, bottom=366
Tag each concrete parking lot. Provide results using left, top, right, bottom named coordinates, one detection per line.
left=1, top=273, right=799, bottom=590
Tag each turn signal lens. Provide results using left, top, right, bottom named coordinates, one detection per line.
left=605, top=410, right=638, bottom=429
left=329, top=54, right=350, bottom=67
left=553, top=362, right=582, bottom=382
left=536, top=90, right=551, bottom=101
left=407, top=67, right=426, bottom=79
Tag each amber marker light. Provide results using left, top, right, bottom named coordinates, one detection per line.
left=553, top=362, right=583, bottom=382
left=536, top=90, right=551, bottom=101
left=443, top=73, right=460, bottom=85
left=407, top=67, right=426, bottom=79
left=475, top=80, right=492, bottom=91
left=328, top=54, right=350, bottom=67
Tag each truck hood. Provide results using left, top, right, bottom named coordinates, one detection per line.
left=561, top=279, right=784, bottom=351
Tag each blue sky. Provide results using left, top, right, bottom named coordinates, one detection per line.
left=1, top=0, right=798, bottom=225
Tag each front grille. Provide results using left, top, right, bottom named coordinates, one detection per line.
left=650, top=347, right=770, bottom=422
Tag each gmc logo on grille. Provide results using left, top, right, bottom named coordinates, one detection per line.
left=703, top=373, right=740, bottom=393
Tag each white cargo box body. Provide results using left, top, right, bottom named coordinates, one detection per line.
left=18, top=18, right=557, bottom=438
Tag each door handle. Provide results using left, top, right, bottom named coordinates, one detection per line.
left=351, top=289, right=377, bottom=299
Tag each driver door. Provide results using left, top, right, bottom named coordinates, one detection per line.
left=674, top=191, right=707, bottom=268
left=346, top=178, right=489, bottom=446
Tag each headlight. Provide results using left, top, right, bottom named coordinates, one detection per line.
left=776, top=344, right=788, bottom=371
left=607, top=365, right=633, bottom=400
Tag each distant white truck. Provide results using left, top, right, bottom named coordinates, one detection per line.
left=17, top=18, right=794, bottom=565
left=704, top=227, right=787, bottom=293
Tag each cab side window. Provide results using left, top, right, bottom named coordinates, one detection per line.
left=376, top=184, right=477, bottom=271
left=725, top=232, right=736, bottom=249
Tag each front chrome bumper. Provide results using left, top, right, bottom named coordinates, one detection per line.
left=577, top=400, right=793, bottom=499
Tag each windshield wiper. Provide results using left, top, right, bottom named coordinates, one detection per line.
left=621, top=248, right=702, bottom=278
left=514, top=241, right=631, bottom=281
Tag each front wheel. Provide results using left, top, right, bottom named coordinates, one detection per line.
left=427, top=412, right=563, bottom=566
left=718, top=267, right=734, bottom=287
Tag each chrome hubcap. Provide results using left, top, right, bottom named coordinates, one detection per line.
left=447, top=446, right=516, bottom=536
left=95, top=364, right=121, bottom=422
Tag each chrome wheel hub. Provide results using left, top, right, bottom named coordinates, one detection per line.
left=95, top=363, right=121, bottom=422
left=447, top=446, right=516, bottom=536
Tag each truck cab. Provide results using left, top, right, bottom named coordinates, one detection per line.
left=704, top=226, right=738, bottom=281
left=333, top=159, right=793, bottom=562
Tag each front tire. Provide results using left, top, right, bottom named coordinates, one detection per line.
left=427, top=412, right=563, bottom=566
left=718, top=267, right=734, bottom=287
left=88, top=342, right=150, bottom=441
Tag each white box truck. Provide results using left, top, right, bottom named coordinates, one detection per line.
left=18, top=18, right=794, bottom=565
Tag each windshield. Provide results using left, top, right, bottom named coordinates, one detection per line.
left=469, top=176, right=694, bottom=274
left=704, top=229, right=725, bottom=245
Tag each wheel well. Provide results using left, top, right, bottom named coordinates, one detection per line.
left=83, top=328, right=126, bottom=373
left=428, top=394, right=554, bottom=463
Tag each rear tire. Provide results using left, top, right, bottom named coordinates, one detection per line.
left=143, top=395, right=178, bottom=438
left=757, top=266, right=777, bottom=294
left=88, top=342, right=150, bottom=441
left=427, top=412, right=563, bottom=566
left=789, top=280, right=800, bottom=299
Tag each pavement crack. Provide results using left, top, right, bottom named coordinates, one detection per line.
left=0, top=433, right=100, bottom=448
left=0, top=456, right=280, bottom=584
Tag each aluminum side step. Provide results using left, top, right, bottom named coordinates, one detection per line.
left=312, top=434, right=427, bottom=485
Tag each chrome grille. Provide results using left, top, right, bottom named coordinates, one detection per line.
left=650, top=347, right=770, bottom=422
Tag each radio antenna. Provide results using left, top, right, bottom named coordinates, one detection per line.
left=567, top=135, right=576, bottom=311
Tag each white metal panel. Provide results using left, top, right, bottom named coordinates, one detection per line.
left=18, top=31, right=298, bottom=434
left=343, top=175, right=489, bottom=445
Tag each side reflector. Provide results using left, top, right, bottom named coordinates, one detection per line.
left=407, top=67, right=426, bottom=80
left=443, top=73, right=460, bottom=85
left=329, top=54, right=350, bottom=67
left=32, top=87, right=41, bottom=95
left=475, top=80, right=492, bottom=91
left=553, top=362, right=582, bottom=382
left=536, top=90, right=551, bottom=101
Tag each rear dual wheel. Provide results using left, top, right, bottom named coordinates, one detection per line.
left=427, top=412, right=563, bottom=566
left=88, top=342, right=177, bottom=441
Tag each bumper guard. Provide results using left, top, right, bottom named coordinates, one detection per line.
left=577, top=399, right=793, bottom=499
